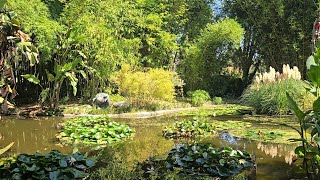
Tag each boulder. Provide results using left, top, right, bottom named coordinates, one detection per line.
left=93, top=93, right=110, bottom=108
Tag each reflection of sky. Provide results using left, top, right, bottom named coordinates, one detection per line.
left=218, top=131, right=296, bottom=165
left=220, top=131, right=239, bottom=145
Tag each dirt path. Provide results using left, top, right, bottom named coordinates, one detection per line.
left=63, top=107, right=200, bottom=119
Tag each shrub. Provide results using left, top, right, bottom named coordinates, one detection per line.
left=189, top=90, right=210, bottom=107
left=163, top=118, right=215, bottom=138
left=213, top=96, right=223, bottom=105
left=241, top=65, right=314, bottom=115
left=113, top=64, right=176, bottom=108
left=56, top=116, right=134, bottom=146
left=241, top=79, right=313, bottom=115
left=0, top=150, right=96, bottom=179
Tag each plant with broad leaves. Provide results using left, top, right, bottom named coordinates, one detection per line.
left=56, top=116, right=134, bottom=146
left=0, top=7, right=39, bottom=114
left=21, top=29, right=92, bottom=111
left=287, top=46, right=320, bottom=178
left=163, top=118, right=216, bottom=139
left=0, top=150, right=96, bottom=179
left=137, top=143, right=254, bottom=179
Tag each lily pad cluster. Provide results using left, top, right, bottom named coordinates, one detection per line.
left=0, top=150, right=96, bottom=180
left=163, top=118, right=215, bottom=138
left=244, top=130, right=283, bottom=141
left=56, top=116, right=134, bottom=145
left=139, top=143, right=254, bottom=179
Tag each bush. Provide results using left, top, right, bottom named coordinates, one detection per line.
left=0, top=150, right=96, bottom=179
left=56, top=116, right=134, bottom=146
left=189, top=90, right=210, bottom=107
left=241, top=79, right=313, bottom=115
left=163, top=118, right=216, bottom=138
left=212, top=96, right=223, bottom=105
left=113, top=64, right=176, bottom=108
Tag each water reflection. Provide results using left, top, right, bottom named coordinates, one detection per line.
left=0, top=116, right=72, bottom=154
left=256, top=141, right=296, bottom=165
left=0, top=115, right=306, bottom=179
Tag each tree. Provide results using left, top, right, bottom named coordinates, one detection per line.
left=181, top=19, right=244, bottom=95
left=223, top=0, right=317, bottom=86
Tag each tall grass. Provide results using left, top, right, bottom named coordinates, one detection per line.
left=241, top=79, right=314, bottom=115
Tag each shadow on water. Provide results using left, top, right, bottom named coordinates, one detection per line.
left=0, top=115, right=306, bottom=179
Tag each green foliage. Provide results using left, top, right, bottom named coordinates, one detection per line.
left=178, top=105, right=253, bottom=117
left=0, top=10, right=39, bottom=113
left=244, top=130, right=284, bottom=141
left=182, top=18, right=244, bottom=95
left=287, top=47, right=320, bottom=177
left=241, top=79, right=313, bottom=115
left=0, top=150, right=96, bottom=179
left=223, top=0, right=317, bottom=87
left=0, top=142, right=14, bottom=156
left=56, top=116, right=134, bottom=146
left=138, top=143, right=254, bottom=178
left=6, top=0, right=62, bottom=62
left=189, top=90, right=210, bottom=107
left=163, top=118, right=215, bottom=138
left=114, top=64, right=176, bottom=108
left=3, top=0, right=217, bottom=105
left=213, top=97, right=223, bottom=105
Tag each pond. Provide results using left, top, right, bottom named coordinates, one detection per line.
left=0, top=115, right=305, bottom=179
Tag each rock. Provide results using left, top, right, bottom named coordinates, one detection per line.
left=93, top=93, right=110, bottom=108
left=113, top=101, right=130, bottom=108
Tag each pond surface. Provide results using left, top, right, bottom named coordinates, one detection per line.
left=0, top=115, right=305, bottom=179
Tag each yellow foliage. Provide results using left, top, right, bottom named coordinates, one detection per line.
left=114, top=64, right=176, bottom=107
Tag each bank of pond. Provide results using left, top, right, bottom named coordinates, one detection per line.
left=0, top=115, right=306, bottom=179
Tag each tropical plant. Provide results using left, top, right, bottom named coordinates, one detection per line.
left=56, top=116, right=134, bottom=146
left=0, top=150, right=96, bottom=179
left=189, top=90, right=211, bottom=107
left=21, top=28, right=91, bottom=111
left=138, top=143, right=254, bottom=179
left=163, top=118, right=215, bottom=138
left=0, top=7, right=39, bottom=113
left=286, top=47, right=320, bottom=178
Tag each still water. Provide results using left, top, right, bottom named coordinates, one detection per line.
left=0, top=115, right=305, bottom=179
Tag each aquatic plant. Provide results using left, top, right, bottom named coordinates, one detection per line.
left=244, top=130, right=283, bottom=141
left=138, top=143, right=254, bottom=179
left=163, top=118, right=215, bottom=138
left=178, top=104, right=253, bottom=117
left=56, top=116, right=134, bottom=146
left=0, top=150, right=96, bottom=179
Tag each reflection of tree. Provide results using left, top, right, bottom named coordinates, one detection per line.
left=257, top=142, right=296, bottom=165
